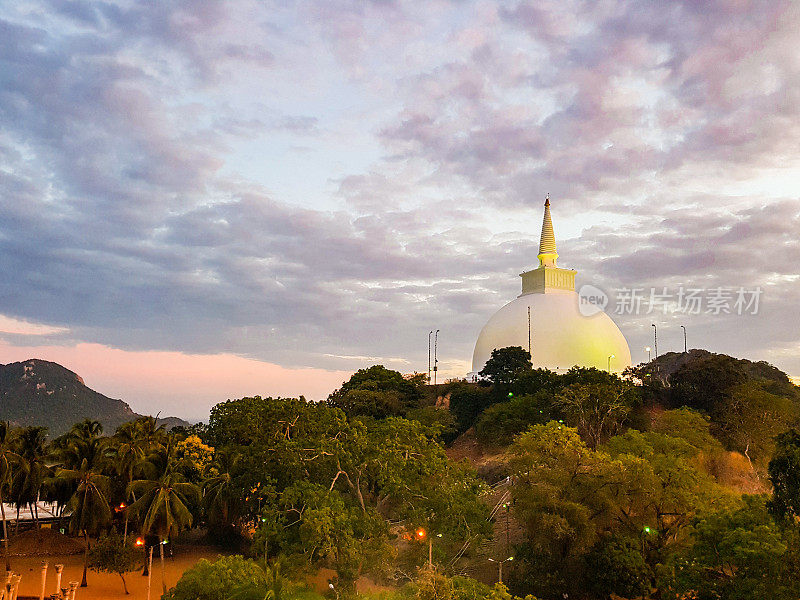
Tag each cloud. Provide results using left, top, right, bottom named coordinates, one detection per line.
left=0, top=0, right=799, bottom=421
left=0, top=315, right=68, bottom=337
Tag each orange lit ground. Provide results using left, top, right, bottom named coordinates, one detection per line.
left=10, top=546, right=221, bottom=599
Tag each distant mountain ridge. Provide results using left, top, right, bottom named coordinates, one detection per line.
left=0, top=359, right=189, bottom=436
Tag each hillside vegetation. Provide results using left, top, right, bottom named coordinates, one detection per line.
left=1, top=351, right=799, bottom=600
left=0, top=359, right=188, bottom=435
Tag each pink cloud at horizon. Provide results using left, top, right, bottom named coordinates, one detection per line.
left=0, top=340, right=351, bottom=422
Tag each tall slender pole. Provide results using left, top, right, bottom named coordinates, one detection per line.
left=428, top=537, right=432, bottom=569
left=428, top=331, right=433, bottom=383
left=504, top=504, right=509, bottom=557
left=527, top=306, right=531, bottom=356
left=651, top=324, right=658, bottom=358
left=681, top=325, right=687, bottom=353
left=499, top=560, right=503, bottom=585
left=146, top=546, right=153, bottom=600
left=433, top=330, right=439, bottom=385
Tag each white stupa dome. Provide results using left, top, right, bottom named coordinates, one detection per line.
left=471, top=198, right=631, bottom=374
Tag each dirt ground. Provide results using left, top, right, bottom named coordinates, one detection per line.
left=9, top=545, right=222, bottom=600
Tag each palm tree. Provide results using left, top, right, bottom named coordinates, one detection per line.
left=128, top=443, right=200, bottom=594
left=111, top=417, right=167, bottom=534
left=58, top=454, right=112, bottom=587
left=202, top=449, right=240, bottom=533
left=0, top=421, right=22, bottom=571
left=56, top=419, right=105, bottom=469
left=10, top=426, right=50, bottom=528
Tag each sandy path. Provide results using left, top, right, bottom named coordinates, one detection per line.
left=10, top=546, right=221, bottom=600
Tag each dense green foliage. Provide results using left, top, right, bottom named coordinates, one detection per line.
left=208, top=395, right=490, bottom=589
left=658, top=496, right=800, bottom=600
left=328, top=366, right=426, bottom=418
left=2, top=352, right=800, bottom=600
left=162, top=555, right=285, bottom=600
left=634, top=350, right=800, bottom=465
left=768, top=428, right=800, bottom=521
left=478, top=347, right=531, bottom=388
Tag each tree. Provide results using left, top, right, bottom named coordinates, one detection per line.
left=669, top=353, right=749, bottom=413
left=257, top=481, right=392, bottom=593
left=0, top=421, right=21, bottom=571
left=650, top=407, right=721, bottom=453
left=128, top=445, right=200, bottom=594
left=88, top=532, right=143, bottom=594
left=478, top=347, right=532, bottom=387
left=328, top=365, right=424, bottom=418
left=202, top=449, right=247, bottom=536
left=10, top=426, right=50, bottom=528
left=556, top=379, right=636, bottom=449
left=404, top=570, right=531, bottom=600
left=659, top=496, right=800, bottom=600
left=58, top=457, right=112, bottom=587
left=475, top=391, right=555, bottom=446
left=509, top=422, right=735, bottom=596
left=583, top=535, right=651, bottom=599
left=163, top=555, right=273, bottom=600
left=175, top=434, right=214, bottom=482
left=603, top=429, right=736, bottom=561
left=509, top=422, right=617, bottom=596
left=768, top=428, right=800, bottom=522
left=447, top=383, right=494, bottom=434
left=208, top=396, right=490, bottom=583
left=716, top=382, right=799, bottom=468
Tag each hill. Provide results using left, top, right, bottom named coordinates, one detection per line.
left=0, top=358, right=189, bottom=436
left=637, top=348, right=796, bottom=392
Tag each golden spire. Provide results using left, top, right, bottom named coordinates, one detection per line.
left=538, top=196, right=558, bottom=267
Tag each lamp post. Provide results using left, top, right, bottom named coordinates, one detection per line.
left=527, top=306, right=531, bottom=356
left=651, top=324, right=658, bottom=358
left=416, top=528, right=441, bottom=569
left=433, top=330, right=439, bottom=385
left=428, top=331, right=433, bottom=383
left=681, top=325, right=687, bottom=353
left=608, top=354, right=615, bottom=373
left=645, top=346, right=651, bottom=362
left=488, top=556, right=514, bottom=584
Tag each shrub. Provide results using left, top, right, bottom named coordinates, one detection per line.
left=162, top=555, right=267, bottom=600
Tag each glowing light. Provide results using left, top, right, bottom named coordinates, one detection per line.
left=135, top=538, right=144, bottom=547
left=416, top=528, right=427, bottom=540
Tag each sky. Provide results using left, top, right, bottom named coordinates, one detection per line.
left=1, top=0, right=799, bottom=421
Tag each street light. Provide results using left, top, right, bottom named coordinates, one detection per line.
left=645, top=346, right=651, bottom=362
left=433, top=330, right=440, bottom=385
left=416, top=528, right=435, bottom=568
left=608, top=354, right=615, bottom=372
left=488, top=556, right=514, bottom=584
left=428, top=331, right=433, bottom=383
left=651, top=324, right=658, bottom=358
